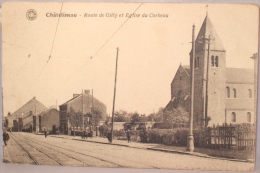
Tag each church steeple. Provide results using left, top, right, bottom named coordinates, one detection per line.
left=195, top=15, right=225, bottom=52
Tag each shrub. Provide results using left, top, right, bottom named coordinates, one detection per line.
left=139, top=128, right=195, bottom=146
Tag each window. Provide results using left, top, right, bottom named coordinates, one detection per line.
left=226, top=87, right=230, bottom=98
left=180, top=75, right=182, bottom=80
left=231, top=112, right=236, bottom=122
left=195, top=57, right=200, bottom=68
left=177, top=90, right=184, bottom=102
left=215, top=56, right=219, bottom=67
left=233, top=88, right=236, bottom=98
left=211, top=56, right=215, bottom=67
left=248, top=89, right=252, bottom=98
left=247, top=112, right=251, bottom=122
left=211, top=55, right=219, bottom=67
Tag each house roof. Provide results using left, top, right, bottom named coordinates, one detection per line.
left=226, top=68, right=254, bottom=83
left=38, top=108, right=58, bottom=116
left=9, top=97, right=47, bottom=120
left=61, top=94, right=82, bottom=106
left=194, top=15, right=225, bottom=52
left=60, top=93, right=106, bottom=107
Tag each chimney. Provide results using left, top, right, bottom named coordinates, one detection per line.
left=84, top=90, right=90, bottom=95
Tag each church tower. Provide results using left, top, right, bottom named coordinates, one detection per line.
left=192, top=15, right=226, bottom=127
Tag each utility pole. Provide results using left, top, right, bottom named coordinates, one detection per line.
left=92, top=89, right=95, bottom=135
left=82, top=89, right=84, bottom=131
left=187, top=24, right=195, bottom=152
left=111, top=47, right=119, bottom=143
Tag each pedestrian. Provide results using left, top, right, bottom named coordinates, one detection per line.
left=44, top=129, right=47, bottom=138
left=3, top=131, right=10, bottom=146
left=107, top=132, right=112, bottom=143
left=126, top=129, right=131, bottom=143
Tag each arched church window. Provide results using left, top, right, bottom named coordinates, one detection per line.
left=231, top=112, right=236, bottom=122
left=233, top=88, right=236, bottom=98
left=247, top=112, right=251, bottom=122
left=226, top=87, right=230, bottom=98
left=248, top=89, right=252, bottom=98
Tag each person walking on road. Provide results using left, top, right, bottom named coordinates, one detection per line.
left=3, top=131, right=10, bottom=146
left=44, top=129, right=47, bottom=138
left=107, top=132, right=112, bottom=143
left=126, top=129, right=131, bottom=143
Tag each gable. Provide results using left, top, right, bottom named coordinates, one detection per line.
left=171, top=65, right=190, bottom=85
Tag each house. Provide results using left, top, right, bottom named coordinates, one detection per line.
left=164, top=15, right=255, bottom=128
left=59, top=90, right=107, bottom=134
left=6, top=97, right=48, bottom=131
left=38, top=108, right=59, bottom=133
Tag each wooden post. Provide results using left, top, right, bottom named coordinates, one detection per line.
left=111, top=48, right=119, bottom=143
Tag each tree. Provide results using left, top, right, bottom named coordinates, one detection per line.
left=114, top=110, right=130, bottom=122
left=147, top=107, right=164, bottom=122
left=164, top=106, right=189, bottom=127
left=87, top=108, right=103, bottom=126
left=130, top=112, right=148, bottom=124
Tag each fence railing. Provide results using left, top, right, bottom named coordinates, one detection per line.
left=205, top=123, right=255, bottom=150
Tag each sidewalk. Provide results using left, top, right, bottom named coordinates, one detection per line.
left=49, top=135, right=252, bottom=163
left=3, top=145, right=11, bottom=163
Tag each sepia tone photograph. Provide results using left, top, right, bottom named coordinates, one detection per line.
left=1, top=2, right=259, bottom=172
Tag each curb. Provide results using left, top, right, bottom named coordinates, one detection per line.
left=147, top=148, right=251, bottom=163
left=49, top=135, right=253, bottom=163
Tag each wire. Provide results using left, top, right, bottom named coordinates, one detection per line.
left=22, top=2, right=64, bottom=98
left=62, top=3, right=143, bottom=84
left=48, top=2, right=64, bottom=63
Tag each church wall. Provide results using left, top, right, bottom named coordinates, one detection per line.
left=225, top=83, right=254, bottom=99
left=207, top=51, right=226, bottom=126
left=225, top=110, right=254, bottom=124
left=170, top=66, right=190, bottom=112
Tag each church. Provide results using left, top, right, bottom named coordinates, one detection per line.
left=164, top=15, right=255, bottom=128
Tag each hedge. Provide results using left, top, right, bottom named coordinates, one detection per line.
left=139, top=128, right=201, bottom=147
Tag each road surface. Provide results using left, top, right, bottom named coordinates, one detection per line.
left=3, top=132, right=254, bottom=171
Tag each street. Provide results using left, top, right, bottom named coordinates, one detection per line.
left=3, top=132, right=254, bottom=171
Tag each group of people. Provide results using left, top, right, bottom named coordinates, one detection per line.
left=82, top=130, right=93, bottom=139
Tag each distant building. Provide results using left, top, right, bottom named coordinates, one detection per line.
left=59, top=90, right=107, bottom=134
left=38, top=108, right=59, bottom=133
left=6, top=97, right=47, bottom=131
left=164, top=15, right=255, bottom=128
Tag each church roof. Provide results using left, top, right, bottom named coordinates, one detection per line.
left=182, top=65, right=190, bottom=76
left=226, top=68, right=254, bottom=83
left=194, top=15, right=225, bottom=52
left=177, top=66, right=253, bottom=84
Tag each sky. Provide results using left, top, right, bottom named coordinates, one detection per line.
left=2, top=3, right=259, bottom=117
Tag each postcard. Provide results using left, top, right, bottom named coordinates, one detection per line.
left=1, top=2, right=259, bottom=172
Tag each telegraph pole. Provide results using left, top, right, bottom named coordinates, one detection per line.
left=187, top=24, right=195, bottom=152
left=82, top=89, right=84, bottom=131
left=111, top=47, right=119, bottom=143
